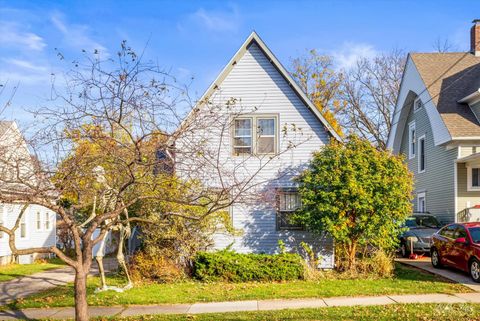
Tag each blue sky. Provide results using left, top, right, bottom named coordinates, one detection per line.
left=0, top=0, right=478, bottom=124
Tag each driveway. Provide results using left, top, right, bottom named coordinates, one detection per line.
left=397, top=257, right=480, bottom=292
left=0, top=258, right=118, bottom=305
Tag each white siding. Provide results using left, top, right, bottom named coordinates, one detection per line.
left=0, top=203, right=56, bottom=263
left=176, top=42, right=334, bottom=268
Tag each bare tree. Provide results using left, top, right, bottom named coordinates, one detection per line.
left=339, top=49, right=406, bottom=149
left=432, top=37, right=458, bottom=53
left=0, top=42, right=307, bottom=321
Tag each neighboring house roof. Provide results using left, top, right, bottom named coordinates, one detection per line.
left=180, top=31, right=342, bottom=142
left=0, top=121, right=14, bottom=140
left=410, top=52, right=480, bottom=138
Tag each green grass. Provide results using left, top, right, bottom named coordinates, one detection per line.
left=97, top=303, right=480, bottom=321
left=4, top=263, right=470, bottom=311
left=0, top=258, right=64, bottom=283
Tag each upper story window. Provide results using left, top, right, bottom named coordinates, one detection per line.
left=418, top=134, right=426, bottom=173
left=44, top=212, right=51, bottom=230
left=414, top=97, right=423, bottom=112
left=467, top=165, right=480, bottom=191
left=233, top=118, right=253, bottom=156
left=233, top=115, right=278, bottom=156
left=36, top=211, right=42, bottom=231
left=408, top=122, right=416, bottom=159
left=276, top=189, right=303, bottom=230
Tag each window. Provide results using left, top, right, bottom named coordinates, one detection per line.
left=277, top=189, right=303, bottom=230
left=467, top=166, right=480, bottom=191
left=257, top=118, right=276, bottom=154
left=417, top=192, right=426, bottom=213
left=232, top=115, right=278, bottom=156
left=455, top=225, right=468, bottom=239
left=408, top=122, right=416, bottom=159
left=418, top=135, right=425, bottom=173
left=414, top=97, right=423, bottom=112
left=20, top=213, right=27, bottom=238
left=44, top=212, right=50, bottom=230
left=0, top=205, right=4, bottom=239
left=233, top=118, right=252, bottom=155
left=440, top=224, right=456, bottom=239
left=36, top=211, right=41, bottom=230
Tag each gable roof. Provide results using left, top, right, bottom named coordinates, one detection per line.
left=191, top=31, right=342, bottom=141
left=411, top=52, right=480, bottom=138
left=0, top=121, right=14, bottom=139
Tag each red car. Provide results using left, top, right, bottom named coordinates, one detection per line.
left=430, top=222, right=480, bottom=282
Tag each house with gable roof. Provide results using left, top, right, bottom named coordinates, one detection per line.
left=388, top=20, right=480, bottom=224
left=174, top=32, right=340, bottom=268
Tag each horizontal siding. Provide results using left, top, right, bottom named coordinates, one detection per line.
left=0, top=204, right=56, bottom=259
left=457, top=162, right=480, bottom=218
left=176, top=43, right=334, bottom=268
left=399, top=100, right=456, bottom=224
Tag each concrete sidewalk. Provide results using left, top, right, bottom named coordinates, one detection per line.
left=0, top=259, right=118, bottom=305
left=1, top=293, right=480, bottom=320
left=397, top=258, right=480, bottom=292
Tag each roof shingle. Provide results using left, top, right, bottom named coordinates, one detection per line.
left=411, top=52, right=480, bottom=138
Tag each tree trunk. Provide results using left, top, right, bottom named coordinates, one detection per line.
left=74, top=268, right=89, bottom=321
left=348, top=242, right=357, bottom=270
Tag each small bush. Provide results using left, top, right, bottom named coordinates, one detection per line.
left=356, top=250, right=395, bottom=278
left=192, top=250, right=305, bottom=282
left=129, top=251, right=186, bottom=283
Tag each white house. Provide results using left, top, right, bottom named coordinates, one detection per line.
left=0, top=121, right=56, bottom=265
left=175, top=32, right=340, bottom=268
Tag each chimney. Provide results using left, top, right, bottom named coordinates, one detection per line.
left=471, top=19, right=480, bottom=56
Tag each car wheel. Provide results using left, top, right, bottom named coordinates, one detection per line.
left=400, top=241, right=410, bottom=258
left=470, top=259, right=480, bottom=283
left=431, top=248, right=443, bottom=268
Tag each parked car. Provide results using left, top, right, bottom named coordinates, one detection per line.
left=431, top=222, right=480, bottom=282
left=399, top=213, right=441, bottom=258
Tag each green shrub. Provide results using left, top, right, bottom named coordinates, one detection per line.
left=192, top=250, right=305, bottom=282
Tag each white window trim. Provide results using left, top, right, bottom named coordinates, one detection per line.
left=44, top=212, right=51, bottom=230
left=417, top=192, right=426, bottom=212
left=418, top=134, right=426, bottom=173
left=232, top=114, right=279, bottom=156
left=466, top=164, right=480, bottom=191
left=36, top=211, right=42, bottom=231
left=408, top=122, right=416, bottom=159
left=414, top=97, right=423, bottom=113
left=19, top=210, right=28, bottom=239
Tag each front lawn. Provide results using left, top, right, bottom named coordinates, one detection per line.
left=0, top=258, right=64, bottom=283
left=99, top=303, right=480, bottom=321
left=3, top=263, right=470, bottom=310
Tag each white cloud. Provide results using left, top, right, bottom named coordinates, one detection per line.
left=50, top=11, right=108, bottom=56
left=180, top=5, right=241, bottom=33
left=4, top=58, right=48, bottom=72
left=331, top=42, right=378, bottom=70
left=0, top=22, right=46, bottom=51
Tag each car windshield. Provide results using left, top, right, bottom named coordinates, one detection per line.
left=469, top=227, right=480, bottom=243
left=405, top=216, right=440, bottom=228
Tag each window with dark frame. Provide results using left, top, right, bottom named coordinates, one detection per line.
left=473, top=168, right=480, bottom=187
left=419, top=136, right=425, bottom=172
left=277, top=189, right=303, bottom=230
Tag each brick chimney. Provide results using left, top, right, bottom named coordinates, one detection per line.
left=471, top=19, right=480, bottom=56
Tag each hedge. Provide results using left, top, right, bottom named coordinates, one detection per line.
left=192, top=250, right=305, bottom=282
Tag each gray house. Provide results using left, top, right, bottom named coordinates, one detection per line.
left=175, top=32, right=340, bottom=268
left=387, top=21, right=480, bottom=224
